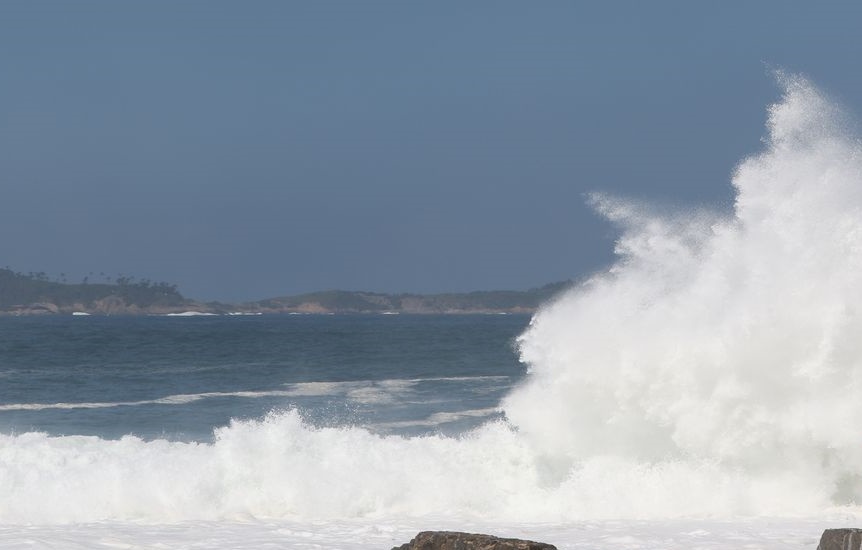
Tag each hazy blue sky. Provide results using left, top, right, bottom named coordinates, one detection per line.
left=2, top=1, right=861, bottom=301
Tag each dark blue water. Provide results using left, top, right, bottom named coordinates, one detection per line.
left=0, top=314, right=530, bottom=441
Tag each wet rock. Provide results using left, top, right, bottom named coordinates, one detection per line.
left=818, top=529, right=862, bottom=550
left=392, top=531, right=557, bottom=550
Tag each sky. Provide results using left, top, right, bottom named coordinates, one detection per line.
left=2, top=1, right=862, bottom=302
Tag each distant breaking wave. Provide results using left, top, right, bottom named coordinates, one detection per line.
left=0, top=390, right=301, bottom=411
left=0, top=376, right=512, bottom=411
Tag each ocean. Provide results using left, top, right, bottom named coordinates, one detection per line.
left=3, top=73, right=862, bottom=548
left=0, top=314, right=524, bottom=443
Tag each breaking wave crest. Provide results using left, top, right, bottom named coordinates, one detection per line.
left=507, top=72, right=862, bottom=511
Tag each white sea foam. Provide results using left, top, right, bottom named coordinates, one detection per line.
left=2, top=74, right=861, bottom=534
left=0, top=516, right=848, bottom=550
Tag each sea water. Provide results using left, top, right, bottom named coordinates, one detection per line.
left=0, top=314, right=521, bottom=442
left=3, top=73, right=862, bottom=549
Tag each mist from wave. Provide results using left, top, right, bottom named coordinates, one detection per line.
left=507, top=72, right=862, bottom=513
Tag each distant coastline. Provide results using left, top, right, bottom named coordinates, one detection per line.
left=0, top=269, right=570, bottom=316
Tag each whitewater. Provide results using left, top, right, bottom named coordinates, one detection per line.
left=2, top=74, right=862, bottom=548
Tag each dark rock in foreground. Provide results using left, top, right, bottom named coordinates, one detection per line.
left=392, top=531, right=557, bottom=550
left=818, top=529, right=862, bottom=550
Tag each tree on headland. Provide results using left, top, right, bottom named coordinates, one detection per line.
left=0, top=268, right=186, bottom=311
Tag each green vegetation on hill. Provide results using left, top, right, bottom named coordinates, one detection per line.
left=260, top=290, right=391, bottom=311
left=0, top=265, right=571, bottom=315
left=0, top=269, right=186, bottom=311
left=258, top=281, right=571, bottom=313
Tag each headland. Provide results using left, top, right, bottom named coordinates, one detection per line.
left=0, top=268, right=569, bottom=315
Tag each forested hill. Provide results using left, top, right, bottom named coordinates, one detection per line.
left=0, top=269, right=188, bottom=314
left=253, top=281, right=571, bottom=314
left=0, top=268, right=572, bottom=315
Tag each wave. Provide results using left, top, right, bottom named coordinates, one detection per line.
left=0, top=376, right=512, bottom=411
left=506, top=72, right=862, bottom=509
left=0, top=390, right=300, bottom=411
left=373, top=407, right=505, bottom=430
left=3, top=73, right=862, bottom=524
left=0, top=408, right=849, bottom=524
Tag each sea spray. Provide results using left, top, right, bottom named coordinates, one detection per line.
left=508, top=72, right=862, bottom=509
left=2, top=74, right=862, bottom=524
